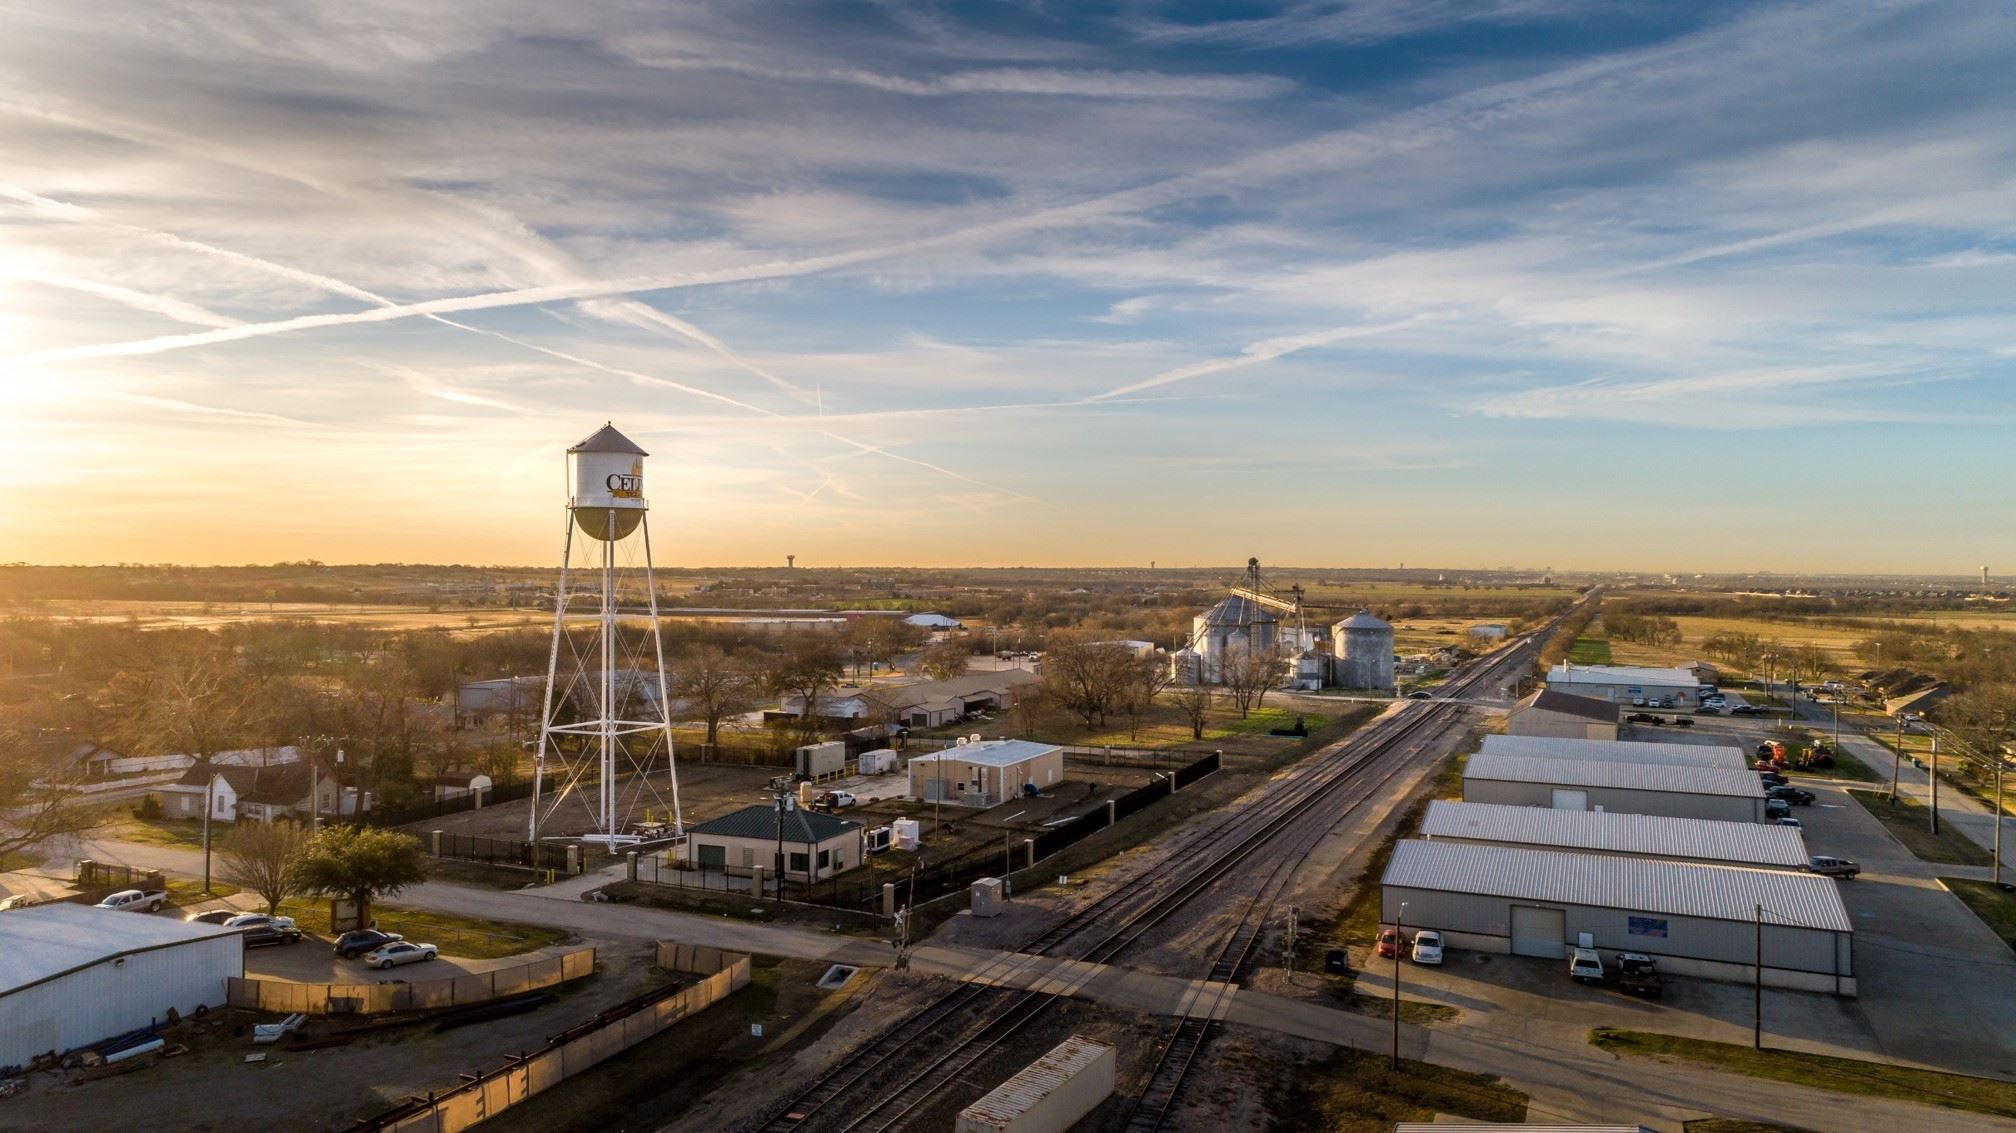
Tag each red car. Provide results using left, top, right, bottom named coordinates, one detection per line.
left=1376, top=926, right=1401, bottom=959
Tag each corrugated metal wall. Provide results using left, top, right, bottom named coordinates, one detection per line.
left=1463, top=778, right=1760, bottom=823
left=1381, top=885, right=1848, bottom=978
left=0, top=934, right=240, bottom=1066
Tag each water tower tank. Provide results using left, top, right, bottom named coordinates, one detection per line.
left=568, top=423, right=648, bottom=541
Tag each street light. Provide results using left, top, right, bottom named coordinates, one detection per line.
left=1391, top=901, right=1407, bottom=1069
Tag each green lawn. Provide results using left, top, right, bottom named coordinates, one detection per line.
left=166, top=879, right=240, bottom=907
left=1591, top=1029, right=2016, bottom=1120
left=1846, top=789, right=1992, bottom=866
left=275, top=898, right=571, bottom=960
left=1269, top=1047, right=1526, bottom=1133
left=1942, top=878, right=2016, bottom=954
left=1568, top=636, right=1614, bottom=664
left=108, top=818, right=209, bottom=849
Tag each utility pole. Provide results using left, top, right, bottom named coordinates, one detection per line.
left=1890, top=715, right=1905, bottom=804
left=1754, top=904, right=1764, bottom=1051
left=1392, top=902, right=1406, bottom=1069
left=1930, top=735, right=1941, bottom=836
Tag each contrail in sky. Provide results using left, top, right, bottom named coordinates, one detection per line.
left=1086, top=317, right=1427, bottom=401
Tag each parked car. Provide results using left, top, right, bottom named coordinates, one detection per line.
left=814, top=790, right=858, bottom=810
left=334, top=929, right=405, bottom=959
left=1758, top=771, right=1788, bottom=786
left=1325, top=949, right=1349, bottom=975
left=1776, top=816, right=1804, bottom=829
left=224, top=913, right=304, bottom=947
left=184, top=909, right=239, bottom=925
left=95, top=889, right=169, bottom=913
left=1376, top=926, right=1401, bottom=959
left=1731, top=704, right=1765, bottom=716
left=1406, top=691, right=1433, bottom=700
left=1627, top=712, right=1659, bottom=724
left=1696, top=705, right=1722, bottom=715
left=1617, top=953, right=1664, bottom=998
left=1669, top=717, right=1694, bottom=728
left=362, top=941, right=439, bottom=970
left=1809, top=855, right=1861, bottom=879
left=1765, top=798, right=1792, bottom=820
left=0, top=894, right=43, bottom=911
left=1410, top=930, right=1445, bottom=966
left=1769, top=785, right=1816, bottom=806
left=1569, top=947, right=1606, bottom=984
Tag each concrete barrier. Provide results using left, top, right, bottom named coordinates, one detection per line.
left=352, top=944, right=750, bottom=1133
left=226, top=948, right=596, bottom=1016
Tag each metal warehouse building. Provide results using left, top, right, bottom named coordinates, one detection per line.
left=1464, top=753, right=1765, bottom=823
left=0, top=904, right=242, bottom=1067
left=1480, top=734, right=1749, bottom=771
left=1381, top=840, right=1855, bottom=994
left=1420, top=800, right=1809, bottom=869
left=1546, top=663, right=1703, bottom=706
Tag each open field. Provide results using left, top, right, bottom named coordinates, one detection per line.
left=1590, top=1028, right=2016, bottom=1120
left=273, top=897, right=572, bottom=959
left=1, top=598, right=555, bottom=634
left=1943, top=878, right=2016, bottom=954
left=1602, top=614, right=1871, bottom=675
left=1269, top=1047, right=1527, bottom=1133
left=1847, top=789, right=1992, bottom=865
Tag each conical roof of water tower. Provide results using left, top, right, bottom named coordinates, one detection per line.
left=569, top=422, right=648, bottom=456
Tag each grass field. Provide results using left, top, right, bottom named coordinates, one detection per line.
left=274, top=898, right=571, bottom=959
left=1590, top=1028, right=2016, bottom=1120
left=1846, top=790, right=1992, bottom=866
left=1269, top=1047, right=1527, bottom=1133
left=1942, top=878, right=2016, bottom=954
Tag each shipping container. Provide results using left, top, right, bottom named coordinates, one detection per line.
left=956, top=1035, right=1116, bottom=1133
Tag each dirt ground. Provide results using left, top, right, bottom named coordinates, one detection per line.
left=409, top=763, right=780, bottom=841
left=0, top=943, right=667, bottom=1133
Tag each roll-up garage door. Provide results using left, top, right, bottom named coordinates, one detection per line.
left=1511, top=905, right=1567, bottom=959
left=1550, top=788, right=1588, bottom=810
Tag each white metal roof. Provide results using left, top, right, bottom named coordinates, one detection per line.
left=1421, top=800, right=1809, bottom=867
left=1548, top=662, right=1699, bottom=687
left=909, top=739, right=1061, bottom=768
left=1481, top=734, right=1748, bottom=771
left=0, top=904, right=237, bottom=995
left=959, top=1035, right=1114, bottom=1127
left=1465, top=753, right=1764, bottom=799
left=1383, top=839, right=1852, bottom=932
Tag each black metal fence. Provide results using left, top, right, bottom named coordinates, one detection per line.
left=434, top=833, right=580, bottom=873
left=75, top=861, right=165, bottom=892
left=368, top=780, right=537, bottom=827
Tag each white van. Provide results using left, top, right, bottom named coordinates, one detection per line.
left=1569, top=947, right=1606, bottom=984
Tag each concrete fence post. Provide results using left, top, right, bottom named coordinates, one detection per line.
left=1024, top=838, right=1036, bottom=869
left=430, top=830, right=442, bottom=857
left=626, top=851, right=638, bottom=882
left=882, top=882, right=896, bottom=917
left=566, top=845, right=581, bottom=874
left=1106, top=799, right=1116, bottom=825
left=751, top=865, right=766, bottom=898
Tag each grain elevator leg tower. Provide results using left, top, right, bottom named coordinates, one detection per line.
left=530, top=423, right=683, bottom=850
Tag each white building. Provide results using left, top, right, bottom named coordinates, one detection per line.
left=1463, top=753, right=1766, bottom=823
left=908, top=739, right=1065, bottom=808
left=159, top=762, right=337, bottom=824
left=1479, top=734, right=1749, bottom=771
left=1505, top=689, right=1619, bottom=741
left=1546, top=663, right=1702, bottom=707
left=903, top=613, right=962, bottom=630
left=1420, top=800, right=1810, bottom=869
left=1381, top=839, right=1854, bottom=994
left=0, top=905, right=242, bottom=1066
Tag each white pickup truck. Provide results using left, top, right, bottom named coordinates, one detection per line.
left=95, top=888, right=170, bottom=913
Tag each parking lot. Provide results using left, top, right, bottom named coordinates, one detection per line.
left=1362, top=709, right=2016, bottom=1080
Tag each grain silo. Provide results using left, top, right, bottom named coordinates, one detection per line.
left=1330, top=610, right=1395, bottom=690
left=1191, top=594, right=1279, bottom=684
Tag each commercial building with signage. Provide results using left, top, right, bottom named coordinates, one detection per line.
left=1381, top=839, right=1855, bottom=994
left=1463, top=753, right=1766, bottom=823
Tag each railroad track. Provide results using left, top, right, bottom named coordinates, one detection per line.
left=741, top=606, right=1582, bottom=1133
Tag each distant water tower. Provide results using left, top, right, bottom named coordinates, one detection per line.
left=530, top=423, right=683, bottom=848
left=1984, top=566, right=1991, bottom=591
left=787, top=554, right=796, bottom=569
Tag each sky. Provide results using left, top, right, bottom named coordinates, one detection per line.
left=1, top=0, right=2013, bottom=574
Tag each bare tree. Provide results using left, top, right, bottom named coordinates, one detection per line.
left=1117, top=656, right=1175, bottom=742
left=1171, top=686, right=1213, bottom=740
left=0, top=708, right=101, bottom=860
left=110, top=641, right=272, bottom=891
left=222, top=820, right=306, bottom=914
left=1038, top=638, right=1135, bottom=729
left=917, top=639, right=973, bottom=682
left=1223, top=651, right=1284, bottom=718
left=766, top=639, right=846, bottom=742
left=674, top=646, right=757, bottom=750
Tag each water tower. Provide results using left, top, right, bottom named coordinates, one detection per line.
left=530, top=423, right=683, bottom=848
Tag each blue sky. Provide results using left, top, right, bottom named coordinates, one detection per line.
left=1, top=1, right=2011, bottom=572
